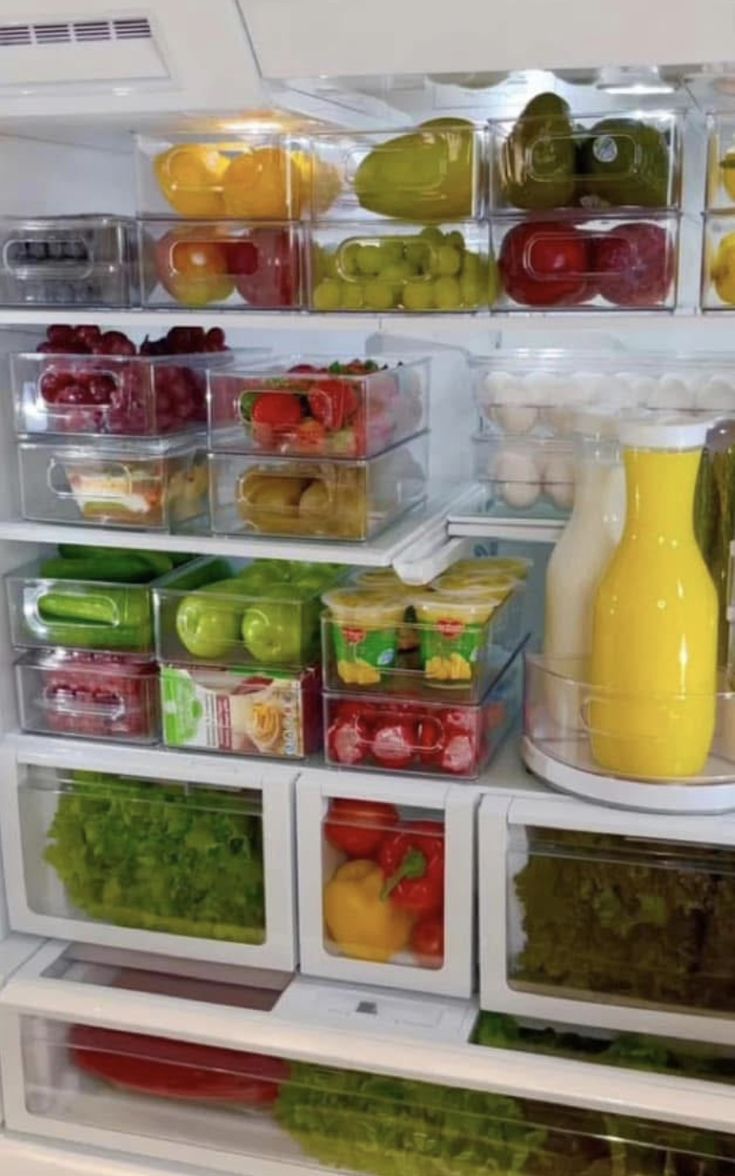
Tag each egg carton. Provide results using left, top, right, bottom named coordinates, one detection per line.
left=472, top=434, right=575, bottom=518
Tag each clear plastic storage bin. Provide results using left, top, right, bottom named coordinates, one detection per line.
left=16, top=649, right=159, bottom=744
left=322, top=581, right=525, bottom=701
left=11, top=349, right=227, bottom=438
left=139, top=220, right=303, bottom=310
left=209, top=433, right=429, bottom=541
left=153, top=556, right=345, bottom=669
left=473, top=435, right=576, bottom=518
left=324, top=649, right=522, bottom=778
left=2, top=761, right=296, bottom=969
left=493, top=212, right=679, bottom=311
left=706, top=113, right=735, bottom=209
left=701, top=212, right=735, bottom=310
left=0, top=216, right=137, bottom=307
left=489, top=108, right=682, bottom=211
left=309, top=221, right=491, bottom=312
left=18, top=438, right=209, bottom=531
left=160, top=662, right=322, bottom=758
left=208, top=354, right=429, bottom=458
left=308, top=124, right=485, bottom=222
left=297, top=772, right=476, bottom=996
left=135, top=132, right=325, bottom=219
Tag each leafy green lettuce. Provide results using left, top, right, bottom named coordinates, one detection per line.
left=45, top=771, right=265, bottom=943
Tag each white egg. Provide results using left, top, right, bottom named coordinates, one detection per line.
left=542, top=452, right=576, bottom=510
left=625, top=374, right=659, bottom=406
left=647, top=374, right=696, bottom=411
left=491, top=446, right=541, bottom=510
left=544, top=382, right=594, bottom=436
left=698, top=374, right=735, bottom=412
left=493, top=385, right=540, bottom=435
left=523, top=370, right=563, bottom=405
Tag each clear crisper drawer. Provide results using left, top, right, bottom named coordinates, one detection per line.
left=5, top=763, right=295, bottom=969
left=136, top=133, right=322, bottom=220
left=493, top=212, right=679, bottom=311
left=139, top=220, right=303, bottom=310
left=706, top=113, right=735, bottom=210
left=323, top=649, right=522, bottom=778
left=489, top=108, right=682, bottom=212
left=507, top=823, right=735, bottom=1020
left=209, top=433, right=429, bottom=541
left=0, top=216, right=137, bottom=308
left=208, top=354, right=429, bottom=458
left=19, top=1021, right=735, bottom=1176
left=153, top=556, right=345, bottom=669
left=473, top=435, right=575, bottom=519
left=308, top=124, right=485, bottom=222
left=309, top=222, right=491, bottom=312
left=18, top=438, right=209, bottom=531
left=16, top=650, right=159, bottom=744
left=701, top=212, right=735, bottom=310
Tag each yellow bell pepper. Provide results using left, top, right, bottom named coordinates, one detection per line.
left=323, top=860, right=413, bottom=963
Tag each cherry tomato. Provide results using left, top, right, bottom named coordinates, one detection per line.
left=324, top=797, right=399, bottom=859
left=410, top=916, right=445, bottom=968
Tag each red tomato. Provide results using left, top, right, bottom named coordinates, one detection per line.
left=371, top=721, right=416, bottom=770
left=499, top=221, right=591, bottom=307
left=324, top=797, right=399, bottom=858
left=251, top=392, right=303, bottom=428
left=410, top=916, right=445, bottom=968
left=327, top=717, right=369, bottom=766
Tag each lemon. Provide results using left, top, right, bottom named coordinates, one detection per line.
left=222, top=147, right=302, bottom=218
left=154, top=145, right=227, bottom=217
left=711, top=232, right=735, bottom=306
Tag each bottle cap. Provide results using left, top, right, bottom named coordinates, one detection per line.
left=618, top=413, right=716, bottom=451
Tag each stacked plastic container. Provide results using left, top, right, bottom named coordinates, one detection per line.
left=487, top=102, right=682, bottom=311
left=702, top=112, right=735, bottom=309
left=321, top=560, right=528, bottom=779
left=206, top=354, right=431, bottom=541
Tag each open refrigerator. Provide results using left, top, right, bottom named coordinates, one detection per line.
left=0, top=1, right=734, bottom=1173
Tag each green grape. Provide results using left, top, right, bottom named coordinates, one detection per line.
left=380, top=261, right=413, bottom=285
left=432, top=276, right=462, bottom=311
left=363, top=279, right=397, bottom=311
left=460, top=272, right=482, bottom=309
left=356, top=245, right=382, bottom=276
left=341, top=281, right=365, bottom=310
left=402, top=280, right=435, bottom=311
left=340, top=241, right=362, bottom=276
left=418, top=226, right=445, bottom=245
left=313, top=278, right=343, bottom=311
left=377, top=239, right=405, bottom=268
left=445, top=229, right=466, bottom=251
left=432, top=245, right=462, bottom=277
left=460, top=250, right=482, bottom=278
left=405, top=240, right=431, bottom=272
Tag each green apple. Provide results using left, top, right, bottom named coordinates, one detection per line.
left=241, top=584, right=306, bottom=665
left=236, top=565, right=281, bottom=593
left=175, top=578, right=250, bottom=660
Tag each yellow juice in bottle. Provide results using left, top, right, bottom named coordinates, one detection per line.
left=590, top=418, right=718, bottom=780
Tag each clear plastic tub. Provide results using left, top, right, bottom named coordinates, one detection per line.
left=160, top=661, right=321, bottom=758
left=701, top=212, right=735, bottom=310
left=135, top=132, right=324, bottom=219
left=308, top=124, right=485, bottom=222
left=153, top=555, right=346, bottom=669
left=323, top=650, right=521, bottom=778
left=706, top=113, right=735, bottom=209
left=16, top=649, right=159, bottom=744
left=524, top=653, right=735, bottom=785
left=322, top=582, right=525, bottom=702
left=139, top=219, right=303, bottom=310
left=5, top=556, right=166, bottom=654
left=493, top=212, right=679, bottom=311
left=0, top=215, right=137, bottom=307
left=208, top=354, right=429, bottom=458
left=473, top=434, right=576, bottom=518
left=11, top=349, right=230, bottom=438
left=308, top=221, right=491, bottom=312
left=209, top=433, right=429, bottom=541
left=489, top=108, right=682, bottom=211
left=18, top=438, right=209, bottom=531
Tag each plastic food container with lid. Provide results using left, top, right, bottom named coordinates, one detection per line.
left=0, top=215, right=137, bottom=308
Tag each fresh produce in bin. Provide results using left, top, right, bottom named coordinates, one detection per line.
left=19, top=438, right=209, bottom=530
left=16, top=649, right=159, bottom=743
left=14, top=323, right=230, bottom=437
left=310, top=224, right=498, bottom=312
left=492, top=93, right=679, bottom=211
left=44, top=772, right=266, bottom=944
left=324, top=651, right=521, bottom=778
left=323, top=803, right=445, bottom=969
left=155, top=555, right=346, bottom=667
left=209, top=356, right=427, bottom=458
left=141, top=221, right=302, bottom=309
left=496, top=214, right=677, bottom=310
left=160, top=663, right=321, bottom=758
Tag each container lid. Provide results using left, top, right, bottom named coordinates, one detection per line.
left=618, top=413, right=716, bottom=450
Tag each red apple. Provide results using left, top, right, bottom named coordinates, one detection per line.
left=593, top=221, right=674, bottom=308
left=499, top=221, right=591, bottom=307
left=230, top=227, right=300, bottom=309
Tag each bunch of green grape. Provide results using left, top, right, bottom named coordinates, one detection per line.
left=311, top=226, right=499, bottom=312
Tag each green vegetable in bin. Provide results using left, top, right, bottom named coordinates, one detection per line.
left=499, top=92, right=577, bottom=210
left=578, top=117, right=671, bottom=207
left=35, top=584, right=152, bottom=650
left=45, top=772, right=266, bottom=944
left=39, top=555, right=155, bottom=584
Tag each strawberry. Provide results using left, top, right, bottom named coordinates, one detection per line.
left=251, top=392, right=303, bottom=428
left=308, top=378, right=359, bottom=432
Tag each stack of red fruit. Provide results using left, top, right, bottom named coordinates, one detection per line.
left=36, top=650, right=159, bottom=741
left=33, top=323, right=228, bottom=435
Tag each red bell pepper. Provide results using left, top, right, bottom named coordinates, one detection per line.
left=378, top=820, right=445, bottom=916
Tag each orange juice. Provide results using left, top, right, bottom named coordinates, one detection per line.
left=590, top=417, right=718, bottom=779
